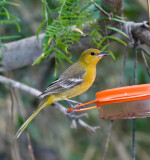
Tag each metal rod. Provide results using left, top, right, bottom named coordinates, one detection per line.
left=132, top=46, right=137, bottom=160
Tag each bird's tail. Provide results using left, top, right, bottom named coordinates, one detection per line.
left=15, top=95, right=54, bottom=139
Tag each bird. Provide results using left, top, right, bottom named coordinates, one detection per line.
left=15, top=48, right=109, bottom=138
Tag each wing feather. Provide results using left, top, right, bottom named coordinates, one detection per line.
left=38, top=63, right=85, bottom=99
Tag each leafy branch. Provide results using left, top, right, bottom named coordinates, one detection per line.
left=34, top=0, right=127, bottom=67
left=0, top=0, right=21, bottom=64
left=35, top=0, right=92, bottom=67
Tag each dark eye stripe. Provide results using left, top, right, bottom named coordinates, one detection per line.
left=91, top=52, right=95, bottom=55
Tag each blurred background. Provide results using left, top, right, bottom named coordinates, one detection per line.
left=0, top=0, right=150, bottom=160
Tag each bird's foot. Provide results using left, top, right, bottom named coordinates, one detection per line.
left=65, top=99, right=85, bottom=113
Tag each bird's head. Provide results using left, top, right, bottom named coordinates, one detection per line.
left=79, top=48, right=109, bottom=66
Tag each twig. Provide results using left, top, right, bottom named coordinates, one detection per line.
left=77, top=119, right=100, bottom=133
left=9, top=86, right=20, bottom=160
left=27, top=133, right=36, bottom=160
left=133, top=46, right=137, bottom=84
left=0, top=75, right=41, bottom=97
left=10, top=87, right=15, bottom=133
left=102, top=120, right=114, bottom=160
left=52, top=102, right=100, bottom=133
left=141, top=51, right=150, bottom=77
left=138, top=45, right=150, bottom=58
left=138, top=45, right=150, bottom=77
left=120, top=47, right=128, bottom=86
left=0, top=75, right=100, bottom=133
left=90, top=0, right=110, bottom=17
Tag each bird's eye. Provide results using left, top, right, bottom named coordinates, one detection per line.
left=90, top=52, right=95, bottom=56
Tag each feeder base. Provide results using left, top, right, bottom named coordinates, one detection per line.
left=99, top=99, right=150, bottom=119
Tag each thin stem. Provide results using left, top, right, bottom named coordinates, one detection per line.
left=141, top=51, right=150, bottom=77
left=90, top=0, right=110, bottom=17
left=133, top=47, right=137, bottom=84
left=138, top=45, right=150, bottom=58
left=9, top=87, right=20, bottom=160
left=120, top=47, right=128, bottom=86
left=27, top=133, right=36, bottom=160
left=102, top=120, right=114, bottom=160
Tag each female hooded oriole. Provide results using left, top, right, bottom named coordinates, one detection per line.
left=15, top=48, right=109, bottom=138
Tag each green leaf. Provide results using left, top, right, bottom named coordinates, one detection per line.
left=32, top=45, right=54, bottom=65
left=114, top=15, right=122, bottom=19
left=101, top=44, right=109, bottom=51
left=36, top=19, right=46, bottom=40
left=43, top=45, right=54, bottom=56
left=98, top=17, right=125, bottom=23
left=0, top=20, right=21, bottom=32
left=111, top=18, right=126, bottom=23
left=57, top=41, right=68, bottom=53
left=98, top=36, right=127, bottom=48
left=2, top=7, right=10, bottom=19
left=107, top=50, right=116, bottom=60
left=42, top=4, right=48, bottom=20
left=0, top=12, right=20, bottom=21
left=56, top=54, right=65, bottom=67
left=0, top=1, right=20, bottom=6
left=54, top=48, right=73, bottom=64
left=32, top=57, right=41, bottom=66
left=107, top=26, right=128, bottom=38
left=92, top=38, right=99, bottom=45
left=69, top=0, right=82, bottom=9
left=0, top=35, right=21, bottom=40
left=54, top=57, right=58, bottom=77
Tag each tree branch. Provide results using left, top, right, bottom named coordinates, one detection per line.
left=1, top=34, right=44, bottom=71
left=1, top=20, right=150, bottom=71
left=124, top=21, right=150, bottom=46
left=0, top=75, right=100, bottom=133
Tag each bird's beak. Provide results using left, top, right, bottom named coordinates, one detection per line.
left=98, top=52, right=110, bottom=57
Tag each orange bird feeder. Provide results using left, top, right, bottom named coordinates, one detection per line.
left=67, top=84, right=150, bottom=119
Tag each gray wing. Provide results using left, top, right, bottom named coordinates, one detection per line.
left=38, top=63, right=85, bottom=99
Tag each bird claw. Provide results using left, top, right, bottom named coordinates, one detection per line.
left=66, top=99, right=85, bottom=113
left=70, top=105, right=77, bottom=115
left=66, top=103, right=86, bottom=114
left=74, top=104, right=85, bottom=110
left=70, top=108, right=75, bottom=115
